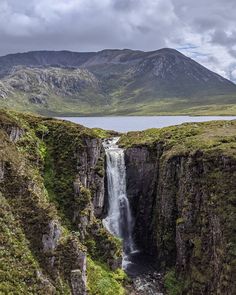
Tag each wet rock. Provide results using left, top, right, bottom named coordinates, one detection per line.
left=107, top=256, right=122, bottom=271
left=129, top=271, right=164, bottom=295
left=76, top=138, right=105, bottom=217
left=92, top=172, right=105, bottom=217
left=125, top=144, right=163, bottom=253
left=42, top=220, right=61, bottom=253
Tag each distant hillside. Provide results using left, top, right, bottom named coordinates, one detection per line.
left=0, top=48, right=236, bottom=115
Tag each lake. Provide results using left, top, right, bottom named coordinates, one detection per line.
left=58, top=116, right=236, bottom=132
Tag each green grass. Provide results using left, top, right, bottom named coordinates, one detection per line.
left=119, top=120, right=236, bottom=158
left=87, top=257, right=126, bottom=295
left=0, top=193, right=40, bottom=294
left=2, top=91, right=236, bottom=116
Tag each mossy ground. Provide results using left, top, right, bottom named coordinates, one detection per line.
left=87, top=258, right=127, bottom=295
left=0, top=193, right=41, bottom=294
left=2, top=91, right=236, bottom=116
left=120, top=120, right=236, bottom=157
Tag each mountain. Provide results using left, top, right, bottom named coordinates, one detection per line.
left=0, top=48, right=236, bottom=115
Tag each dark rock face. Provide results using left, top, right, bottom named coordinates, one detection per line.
left=125, top=145, right=163, bottom=253
left=125, top=146, right=236, bottom=294
left=75, top=137, right=105, bottom=218
left=68, top=240, right=87, bottom=295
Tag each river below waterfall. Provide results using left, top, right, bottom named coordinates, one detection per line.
left=103, top=137, right=164, bottom=294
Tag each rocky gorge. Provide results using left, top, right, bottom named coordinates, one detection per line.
left=0, top=108, right=235, bottom=294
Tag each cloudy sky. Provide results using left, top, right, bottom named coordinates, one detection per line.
left=0, top=0, right=236, bottom=82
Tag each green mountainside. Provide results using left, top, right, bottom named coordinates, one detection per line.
left=0, top=48, right=236, bottom=116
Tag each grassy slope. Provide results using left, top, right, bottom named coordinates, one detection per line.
left=119, top=119, right=236, bottom=152
left=2, top=91, right=236, bottom=116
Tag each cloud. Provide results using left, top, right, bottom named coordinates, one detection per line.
left=231, top=69, right=236, bottom=80
left=112, top=0, right=142, bottom=11
left=0, top=0, right=235, bottom=82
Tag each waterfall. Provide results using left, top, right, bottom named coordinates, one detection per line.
left=103, top=137, right=135, bottom=254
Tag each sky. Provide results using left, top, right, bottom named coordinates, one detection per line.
left=0, top=0, right=236, bottom=82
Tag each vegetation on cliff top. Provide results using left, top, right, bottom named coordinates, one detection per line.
left=120, top=120, right=236, bottom=157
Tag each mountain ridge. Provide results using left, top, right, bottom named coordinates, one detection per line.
left=0, top=48, right=236, bottom=115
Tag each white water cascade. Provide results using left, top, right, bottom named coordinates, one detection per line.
left=102, top=137, right=135, bottom=255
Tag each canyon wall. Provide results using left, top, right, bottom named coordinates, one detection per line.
left=0, top=110, right=124, bottom=295
left=123, top=122, right=236, bottom=295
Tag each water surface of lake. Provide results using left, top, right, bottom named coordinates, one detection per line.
left=58, top=116, right=236, bottom=132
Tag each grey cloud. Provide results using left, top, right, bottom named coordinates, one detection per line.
left=112, top=0, right=141, bottom=11
left=0, top=0, right=235, bottom=81
left=229, top=49, right=236, bottom=58
left=211, top=30, right=236, bottom=47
